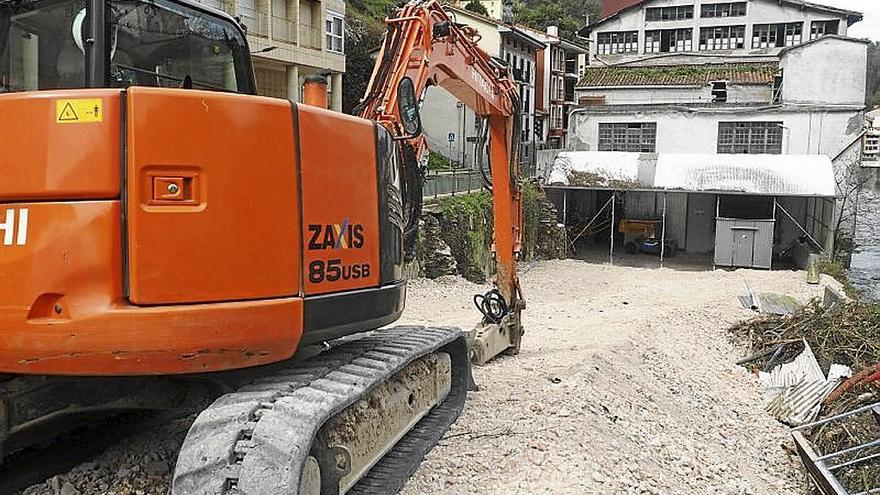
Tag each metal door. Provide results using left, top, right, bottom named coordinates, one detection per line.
left=732, top=227, right=757, bottom=267
left=686, top=194, right=715, bottom=253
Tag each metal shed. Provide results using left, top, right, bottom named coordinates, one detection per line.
left=544, top=151, right=838, bottom=269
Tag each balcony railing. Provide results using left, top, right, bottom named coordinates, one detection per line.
left=272, top=15, right=296, bottom=43
left=299, top=23, right=322, bottom=50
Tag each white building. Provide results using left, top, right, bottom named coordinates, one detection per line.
left=569, top=36, right=868, bottom=160
left=579, top=0, right=862, bottom=65
left=196, top=0, right=346, bottom=110
left=543, top=33, right=868, bottom=266
left=419, top=7, right=543, bottom=169
left=519, top=25, right=590, bottom=149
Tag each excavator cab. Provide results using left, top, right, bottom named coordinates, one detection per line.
left=0, top=0, right=253, bottom=94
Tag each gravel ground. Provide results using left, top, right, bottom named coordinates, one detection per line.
left=20, top=260, right=836, bottom=495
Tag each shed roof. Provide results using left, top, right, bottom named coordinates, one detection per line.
left=548, top=152, right=836, bottom=197
left=577, top=62, right=778, bottom=88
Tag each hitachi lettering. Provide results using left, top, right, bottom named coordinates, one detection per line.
left=1, top=209, right=28, bottom=246
left=308, top=220, right=365, bottom=251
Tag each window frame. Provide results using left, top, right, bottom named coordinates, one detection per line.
left=810, top=19, right=840, bottom=40
left=717, top=122, right=784, bottom=154
left=596, top=31, right=639, bottom=55
left=752, top=22, right=803, bottom=48
left=645, top=5, right=693, bottom=22
left=700, top=2, right=747, bottom=18
left=598, top=122, right=657, bottom=152
left=699, top=25, right=745, bottom=51
left=325, top=10, right=344, bottom=54
left=645, top=28, right=694, bottom=53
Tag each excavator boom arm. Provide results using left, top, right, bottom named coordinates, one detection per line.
left=359, top=1, right=525, bottom=348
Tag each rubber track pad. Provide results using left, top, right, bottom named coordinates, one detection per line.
left=172, top=326, right=471, bottom=495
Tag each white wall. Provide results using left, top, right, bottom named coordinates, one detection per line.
left=577, top=83, right=773, bottom=105
left=421, top=87, right=481, bottom=167
left=568, top=106, right=865, bottom=157
left=780, top=37, right=868, bottom=106
left=590, top=0, right=852, bottom=64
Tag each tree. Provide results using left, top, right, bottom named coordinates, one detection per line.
left=832, top=142, right=872, bottom=262
left=464, top=1, right=489, bottom=16
left=510, top=0, right=601, bottom=40
left=342, top=0, right=398, bottom=114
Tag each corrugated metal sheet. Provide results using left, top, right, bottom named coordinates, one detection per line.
left=547, top=152, right=837, bottom=197
left=624, top=191, right=658, bottom=218
left=753, top=220, right=774, bottom=269
left=759, top=341, right=851, bottom=426
left=665, top=193, right=687, bottom=249
left=578, top=62, right=778, bottom=88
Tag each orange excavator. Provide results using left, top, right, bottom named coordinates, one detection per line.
left=0, top=0, right=524, bottom=492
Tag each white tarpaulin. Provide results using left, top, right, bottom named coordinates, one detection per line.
left=548, top=152, right=644, bottom=187
left=655, top=153, right=837, bottom=196
left=547, top=151, right=837, bottom=197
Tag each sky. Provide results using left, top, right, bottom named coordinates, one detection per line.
left=821, top=0, right=880, bottom=41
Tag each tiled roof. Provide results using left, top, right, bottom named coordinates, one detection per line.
left=577, top=62, right=778, bottom=88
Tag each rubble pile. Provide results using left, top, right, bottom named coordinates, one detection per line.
left=730, top=299, right=880, bottom=491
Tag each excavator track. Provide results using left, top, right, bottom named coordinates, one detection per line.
left=173, top=326, right=471, bottom=495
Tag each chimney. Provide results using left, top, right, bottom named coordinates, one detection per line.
left=546, top=25, right=559, bottom=37
left=601, top=0, right=642, bottom=18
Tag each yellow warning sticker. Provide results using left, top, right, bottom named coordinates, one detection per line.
left=56, top=98, right=103, bottom=124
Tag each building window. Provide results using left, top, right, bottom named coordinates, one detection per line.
left=325, top=11, right=344, bottom=53
left=711, top=81, right=728, bottom=103
left=752, top=23, right=802, bottom=48
left=700, top=2, right=747, bottom=18
left=717, top=122, right=783, bottom=154
left=699, top=25, right=745, bottom=51
left=596, top=31, right=638, bottom=55
left=865, top=132, right=880, bottom=161
left=645, top=28, right=693, bottom=53
left=810, top=20, right=840, bottom=40
left=598, top=123, right=657, bottom=152
left=551, top=105, right=564, bottom=130
left=645, top=5, right=693, bottom=22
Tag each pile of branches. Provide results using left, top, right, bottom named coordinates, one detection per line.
left=730, top=300, right=880, bottom=373
left=730, top=300, right=880, bottom=492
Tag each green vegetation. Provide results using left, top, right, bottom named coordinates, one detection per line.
left=427, top=151, right=451, bottom=171
left=433, top=183, right=553, bottom=281
left=342, top=0, right=398, bottom=114
left=819, top=259, right=860, bottom=300
left=437, top=191, right=495, bottom=282
left=510, top=0, right=600, bottom=40
left=464, top=0, right=488, bottom=16
left=588, top=64, right=775, bottom=79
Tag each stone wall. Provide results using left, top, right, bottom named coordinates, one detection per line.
left=406, top=184, right=567, bottom=282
